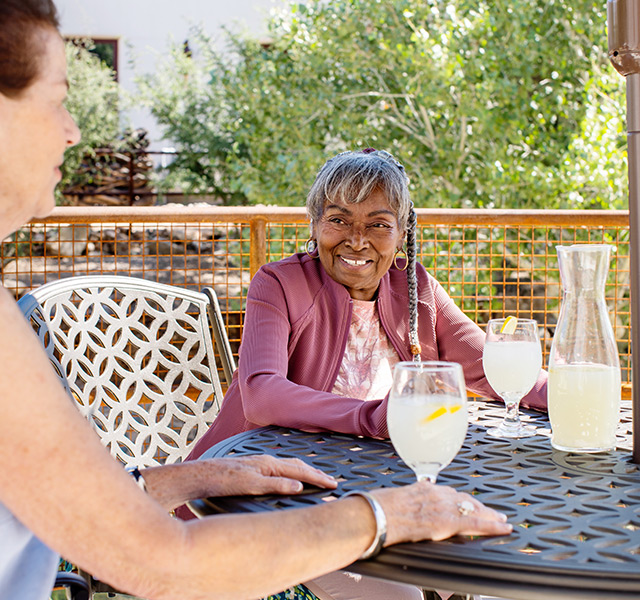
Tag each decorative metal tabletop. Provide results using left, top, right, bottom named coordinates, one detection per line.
left=190, top=400, right=640, bottom=600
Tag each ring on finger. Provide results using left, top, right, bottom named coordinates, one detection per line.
left=457, top=500, right=475, bottom=516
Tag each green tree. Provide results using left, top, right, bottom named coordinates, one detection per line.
left=135, top=33, right=245, bottom=203
left=138, top=0, right=627, bottom=209
left=61, top=40, right=122, bottom=204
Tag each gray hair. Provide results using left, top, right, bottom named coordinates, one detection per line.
left=306, top=150, right=412, bottom=230
left=306, top=149, right=422, bottom=362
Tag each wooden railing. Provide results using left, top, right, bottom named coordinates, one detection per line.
left=1, top=206, right=631, bottom=384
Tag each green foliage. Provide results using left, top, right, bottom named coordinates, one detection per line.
left=138, top=0, right=628, bottom=209
left=136, top=32, right=247, bottom=203
left=61, top=40, right=122, bottom=204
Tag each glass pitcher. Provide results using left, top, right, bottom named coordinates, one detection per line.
left=548, top=244, right=621, bottom=452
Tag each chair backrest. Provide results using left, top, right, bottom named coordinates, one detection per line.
left=18, top=275, right=225, bottom=468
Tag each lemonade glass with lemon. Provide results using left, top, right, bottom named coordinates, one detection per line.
left=482, top=317, right=542, bottom=438
left=387, top=361, right=468, bottom=483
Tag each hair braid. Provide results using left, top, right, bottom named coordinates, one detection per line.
left=406, top=205, right=421, bottom=362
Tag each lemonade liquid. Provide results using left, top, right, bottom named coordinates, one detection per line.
left=387, top=394, right=467, bottom=481
left=482, top=340, right=542, bottom=398
left=548, top=364, right=620, bottom=452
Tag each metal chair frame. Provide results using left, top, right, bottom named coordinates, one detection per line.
left=202, top=286, right=236, bottom=385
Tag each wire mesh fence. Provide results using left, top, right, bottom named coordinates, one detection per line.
left=1, top=207, right=631, bottom=389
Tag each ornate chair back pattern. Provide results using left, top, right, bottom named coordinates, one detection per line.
left=18, top=276, right=224, bottom=468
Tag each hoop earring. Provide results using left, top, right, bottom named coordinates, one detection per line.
left=305, top=238, right=318, bottom=257
left=394, top=247, right=408, bottom=271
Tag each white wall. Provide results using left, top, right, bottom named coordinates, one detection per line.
left=55, top=0, right=287, bottom=146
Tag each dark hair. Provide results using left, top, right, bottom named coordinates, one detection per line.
left=307, top=149, right=422, bottom=361
left=0, top=0, right=60, bottom=98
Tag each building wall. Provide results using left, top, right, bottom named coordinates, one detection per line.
left=55, top=0, right=287, bottom=145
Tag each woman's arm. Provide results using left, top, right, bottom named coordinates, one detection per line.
left=431, top=278, right=547, bottom=410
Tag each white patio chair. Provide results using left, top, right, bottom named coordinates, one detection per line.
left=17, top=275, right=228, bottom=468
left=19, top=275, right=236, bottom=597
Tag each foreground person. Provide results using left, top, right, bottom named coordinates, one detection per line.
left=0, top=1, right=513, bottom=600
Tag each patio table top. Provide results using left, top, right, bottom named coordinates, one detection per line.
left=189, top=399, right=639, bottom=600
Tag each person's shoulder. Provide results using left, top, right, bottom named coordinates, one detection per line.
left=252, top=254, right=344, bottom=321
left=387, top=262, right=437, bottom=290
left=258, top=253, right=323, bottom=281
left=252, top=254, right=328, bottom=300
left=0, top=284, right=30, bottom=330
left=261, top=252, right=307, bottom=271
left=0, top=284, right=18, bottom=310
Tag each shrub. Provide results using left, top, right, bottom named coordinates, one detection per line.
left=61, top=40, right=122, bottom=204
left=139, top=0, right=627, bottom=209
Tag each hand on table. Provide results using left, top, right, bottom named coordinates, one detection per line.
left=142, top=455, right=337, bottom=510
left=199, top=455, right=338, bottom=496
left=372, top=480, right=512, bottom=545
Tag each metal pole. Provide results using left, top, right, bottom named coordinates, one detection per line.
left=608, top=0, right=640, bottom=461
left=627, top=74, right=640, bottom=462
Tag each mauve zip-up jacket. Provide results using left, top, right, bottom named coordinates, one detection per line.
left=187, top=253, right=548, bottom=460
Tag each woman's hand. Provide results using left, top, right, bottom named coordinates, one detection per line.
left=141, top=455, right=337, bottom=510
left=195, top=455, right=338, bottom=496
left=371, top=480, right=512, bottom=545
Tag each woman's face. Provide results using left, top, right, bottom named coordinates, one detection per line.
left=0, top=27, right=80, bottom=237
left=314, top=188, right=405, bottom=301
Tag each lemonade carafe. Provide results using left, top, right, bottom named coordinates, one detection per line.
left=548, top=244, right=621, bottom=452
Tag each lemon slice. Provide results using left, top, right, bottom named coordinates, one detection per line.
left=500, top=316, right=518, bottom=335
left=420, top=405, right=463, bottom=424
left=422, top=407, right=447, bottom=423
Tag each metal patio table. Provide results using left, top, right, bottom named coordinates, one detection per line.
left=189, top=400, right=640, bottom=600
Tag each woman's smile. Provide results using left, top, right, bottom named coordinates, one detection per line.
left=340, top=256, right=371, bottom=267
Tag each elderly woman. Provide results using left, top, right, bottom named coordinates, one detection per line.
left=0, top=2, right=512, bottom=600
left=188, top=150, right=548, bottom=458
left=184, top=149, right=547, bottom=600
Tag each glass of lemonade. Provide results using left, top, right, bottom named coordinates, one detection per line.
left=482, top=318, right=542, bottom=438
left=387, top=361, right=468, bottom=483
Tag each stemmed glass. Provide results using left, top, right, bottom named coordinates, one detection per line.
left=387, top=361, right=468, bottom=483
left=482, top=318, right=542, bottom=438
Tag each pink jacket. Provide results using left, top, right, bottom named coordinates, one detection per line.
left=187, top=253, right=547, bottom=460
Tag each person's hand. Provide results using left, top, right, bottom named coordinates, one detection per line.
left=372, top=480, right=512, bottom=545
left=200, top=455, right=338, bottom=497
left=142, top=455, right=338, bottom=510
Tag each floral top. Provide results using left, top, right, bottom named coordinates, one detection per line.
left=332, top=299, right=401, bottom=401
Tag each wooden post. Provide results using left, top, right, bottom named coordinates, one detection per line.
left=250, top=217, right=267, bottom=279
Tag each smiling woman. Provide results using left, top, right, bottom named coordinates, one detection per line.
left=186, top=149, right=548, bottom=461
left=182, top=149, right=548, bottom=598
